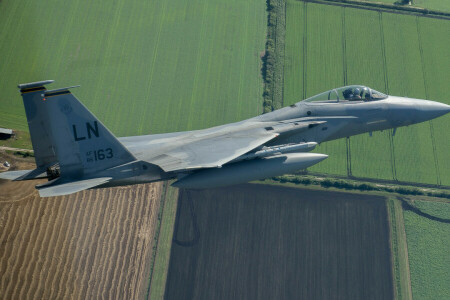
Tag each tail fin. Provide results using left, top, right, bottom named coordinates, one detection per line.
left=19, top=80, right=136, bottom=179
left=19, top=80, right=58, bottom=171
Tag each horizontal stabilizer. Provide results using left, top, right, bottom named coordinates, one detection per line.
left=14, top=167, right=48, bottom=181
left=37, top=177, right=112, bottom=197
left=0, top=170, right=35, bottom=180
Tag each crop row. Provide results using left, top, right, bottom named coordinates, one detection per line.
left=0, top=182, right=162, bottom=299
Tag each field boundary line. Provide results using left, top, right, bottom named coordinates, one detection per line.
left=386, top=199, right=402, bottom=299
left=302, top=1, right=307, bottom=100
left=386, top=198, right=413, bottom=300
left=297, top=0, right=450, bottom=20
left=281, top=1, right=287, bottom=107
left=304, top=171, right=450, bottom=190
left=341, top=7, right=347, bottom=86
left=395, top=198, right=414, bottom=299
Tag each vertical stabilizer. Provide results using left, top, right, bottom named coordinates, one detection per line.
left=19, top=80, right=57, bottom=170
left=43, top=87, right=137, bottom=177
left=18, top=81, right=136, bottom=180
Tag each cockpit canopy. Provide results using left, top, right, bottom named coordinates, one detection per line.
left=303, top=86, right=388, bottom=103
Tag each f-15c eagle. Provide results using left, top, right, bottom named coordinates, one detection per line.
left=1, top=81, right=449, bottom=197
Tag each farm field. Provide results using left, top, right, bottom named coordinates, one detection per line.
left=0, top=179, right=162, bottom=299
left=402, top=199, right=450, bottom=299
left=410, top=0, right=450, bottom=12
left=0, top=0, right=267, bottom=136
left=165, top=184, right=393, bottom=299
left=284, top=1, right=450, bottom=185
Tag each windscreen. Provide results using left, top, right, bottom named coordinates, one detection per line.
left=303, top=86, right=388, bottom=103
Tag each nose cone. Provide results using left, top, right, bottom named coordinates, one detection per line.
left=419, top=100, right=450, bottom=120
left=387, top=97, right=450, bottom=126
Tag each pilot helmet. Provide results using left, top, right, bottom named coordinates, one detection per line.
left=354, top=88, right=360, bottom=95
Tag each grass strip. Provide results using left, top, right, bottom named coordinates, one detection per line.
left=148, top=184, right=179, bottom=300
left=0, top=131, right=32, bottom=150
left=386, top=198, right=413, bottom=300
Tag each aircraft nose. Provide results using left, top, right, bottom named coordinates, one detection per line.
left=419, top=100, right=450, bottom=120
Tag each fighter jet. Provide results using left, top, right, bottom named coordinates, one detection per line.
left=1, top=81, right=449, bottom=197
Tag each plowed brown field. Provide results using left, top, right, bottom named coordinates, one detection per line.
left=0, top=179, right=162, bottom=299
left=166, top=184, right=393, bottom=299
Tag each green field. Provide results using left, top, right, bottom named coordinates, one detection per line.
left=412, top=0, right=450, bottom=12
left=403, top=200, right=450, bottom=299
left=284, top=1, right=450, bottom=185
left=166, top=184, right=393, bottom=299
left=0, top=0, right=267, bottom=136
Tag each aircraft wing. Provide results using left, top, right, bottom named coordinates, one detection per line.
left=144, top=128, right=279, bottom=172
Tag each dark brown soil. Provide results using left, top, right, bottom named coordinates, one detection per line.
left=165, top=184, right=393, bottom=300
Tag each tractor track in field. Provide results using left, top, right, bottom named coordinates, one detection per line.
left=428, top=121, right=441, bottom=185
left=379, top=12, right=389, bottom=95
left=379, top=13, right=399, bottom=182
left=341, top=7, right=347, bottom=86
left=172, top=189, right=200, bottom=247
left=388, top=130, right=398, bottom=181
left=346, top=137, right=352, bottom=177
left=302, top=1, right=308, bottom=100
left=416, top=16, right=441, bottom=186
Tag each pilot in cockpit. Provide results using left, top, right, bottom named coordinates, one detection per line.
left=352, top=88, right=362, bottom=100
left=343, top=87, right=363, bottom=100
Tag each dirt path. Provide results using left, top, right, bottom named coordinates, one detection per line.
left=0, top=146, right=33, bottom=153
